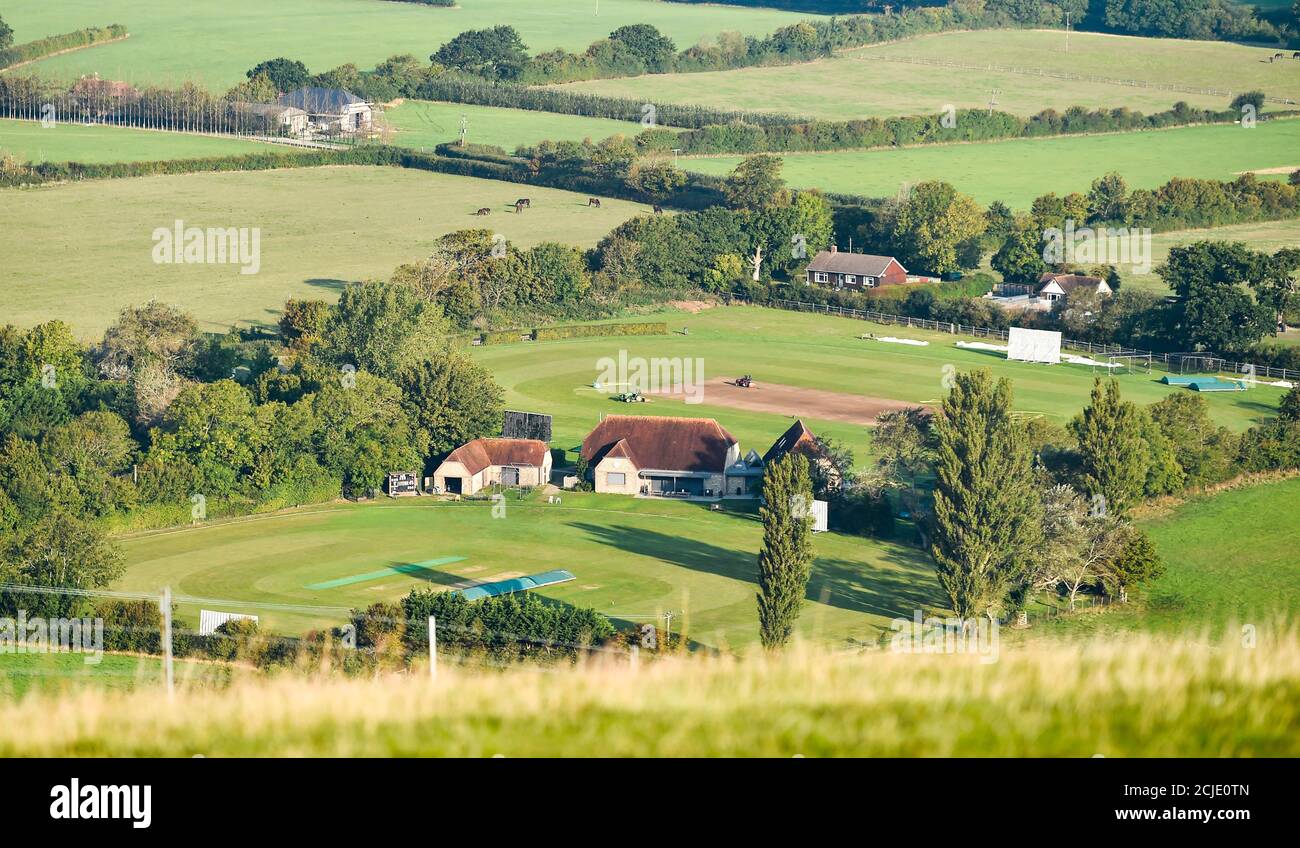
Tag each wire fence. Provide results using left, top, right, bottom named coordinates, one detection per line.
left=0, top=581, right=670, bottom=695
left=867, top=55, right=1300, bottom=106
left=764, top=297, right=1300, bottom=383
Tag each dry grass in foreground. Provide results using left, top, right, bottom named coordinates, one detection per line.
left=3, top=629, right=1297, bottom=757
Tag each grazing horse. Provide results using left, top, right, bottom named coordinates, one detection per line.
left=475, top=207, right=492, bottom=216
left=587, top=197, right=602, bottom=208
left=515, top=198, right=531, bottom=208
left=514, top=200, right=527, bottom=213
left=1294, top=51, right=1300, bottom=60
left=652, top=204, right=664, bottom=214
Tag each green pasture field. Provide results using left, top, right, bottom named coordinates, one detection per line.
left=385, top=100, right=650, bottom=153
left=0, top=0, right=821, bottom=90
left=1030, top=476, right=1300, bottom=640
left=682, top=118, right=1300, bottom=207
left=114, top=494, right=943, bottom=649
left=0, top=165, right=653, bottom=337
left=0, top=118, right=274, bottom=163
left=864, top=29, right=1300, bottom=106
left=555, top=28, right=1300, bottom=121
left=470, top=305, right=1284, bottom=462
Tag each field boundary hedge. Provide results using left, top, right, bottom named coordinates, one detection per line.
left=0, top=25, right=128, bottom=71
left=476, top=322, right=670, bottom=344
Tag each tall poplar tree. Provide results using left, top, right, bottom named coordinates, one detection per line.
left=930, top=370, right=1041, bottom=620
left=756, top=452, right=814, bottom=649
left=1071, top=378, right=1148, bottom=517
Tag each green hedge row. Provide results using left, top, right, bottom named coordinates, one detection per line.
left=0, top=24, right=127, bottom=70
left=533, top=322, right=668, bottom=341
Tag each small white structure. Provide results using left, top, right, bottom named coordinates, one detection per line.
left=199, top=610, right=259, bottom=636
left=1007, top=327, right=1062, bottom=365
left=811, top=499, right=829, bottom=533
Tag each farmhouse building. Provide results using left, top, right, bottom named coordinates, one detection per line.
left=763, top=419, right=842, bottom=492
left=1035, top=272, right=1113, bottom=304
left=433, top=438, right=552, bottom=496
left=239, top=102, right=309, bottom=136
left=276, top=87, right=372, bottom=134
left=581, top=415, right=763, bottom=498
left=806, top=248, right=908, bottom=289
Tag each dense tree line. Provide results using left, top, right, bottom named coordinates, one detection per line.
left=878, top=369, right=1300, bottom=621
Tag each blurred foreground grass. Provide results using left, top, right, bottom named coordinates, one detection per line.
left=2, top=626, right=1296, bottom=757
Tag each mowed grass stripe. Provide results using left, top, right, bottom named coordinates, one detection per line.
left=305, top=557, right=468, bottom=590
left=0, top=119, right=274, bottom=163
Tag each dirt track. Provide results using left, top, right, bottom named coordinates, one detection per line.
left=649, top=377, right=927, bottom=426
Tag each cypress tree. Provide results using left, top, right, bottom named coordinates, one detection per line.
left=756, top=452, right=814, bottom=649
left=930, top=370, right=1042, bottom=620
left=1071, top=378, right=1149, bottom=516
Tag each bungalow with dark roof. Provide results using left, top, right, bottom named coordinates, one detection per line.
left=581, top=415, right=763, bottom=498
left=1036, top=272, right=1112, bottom=304
left=276, top=86, right=372, bottom=134
left=763, top=419, right=841, bottom=493
left=805, top=248, right=908, bottom=290
left=433, top=438, right=552, bottom=495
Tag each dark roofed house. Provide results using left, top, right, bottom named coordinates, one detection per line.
left=806, top=248, right=908, bottom=290
left=433, top=437, right=552, bottom=495
left=581, top=415, right=761, bottom=498
left=763, top=419, right=843, bottom=493
left=1036, top=272, right=1112, bottom=304
left=276, top=86, right=372, bottom=134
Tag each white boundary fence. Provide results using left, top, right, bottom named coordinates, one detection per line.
left=765, top=297, right=1300, bottom=383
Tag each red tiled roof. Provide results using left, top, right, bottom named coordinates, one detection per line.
left=581, top=415, right=737, bottom=473
left=443, top=438, right=548, bottom=476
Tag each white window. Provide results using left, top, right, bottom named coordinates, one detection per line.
left=866, top=277, right=877, bottom=287
left=607, top=472, right=626, bottom=485
left=813, top=272, right=828, bottom=283
left=845, top=275, right=857, bottom=285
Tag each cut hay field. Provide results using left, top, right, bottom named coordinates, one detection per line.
left=555, top=28, right=1300, bottom=121
left=471, top=306, right=1284, bottom=460
left=385, top=100, right=650, bottom=153
left=0, top=0, right=821, bottom=90
left=0, top=165, right=653, bottom=337
left=114, top=494, right=941, bottom=649
left=682, top=118, right=1300, bottom=207
left=0, top=118, right=274, bottom=163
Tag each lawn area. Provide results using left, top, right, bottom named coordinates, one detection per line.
left=1, top=0, right=821, bottom=89
left=555, top=28, right=1300, bottom=122
left=0, top=119, right=274, bottom=163
left=0, top=165, right=653, bottom=336
left=682, top=118, right=1300, bottom=207
left=0, top=652, right=233, bottom=697
left=1029, top=476, right=1300, bottom=640
left=385, top=99, right=650, bottom=153
left=472, top=305, right=1284, bottom=461
left=114, top=494, right=943, bottom=650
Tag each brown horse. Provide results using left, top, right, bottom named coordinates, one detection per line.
left=652, top=204, right=664, bottom=214
left=587, top=197, right=602, bottom=208
left=515, top=200, right=527, bottom=213
left=475, top=207, right=492, bottom=216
